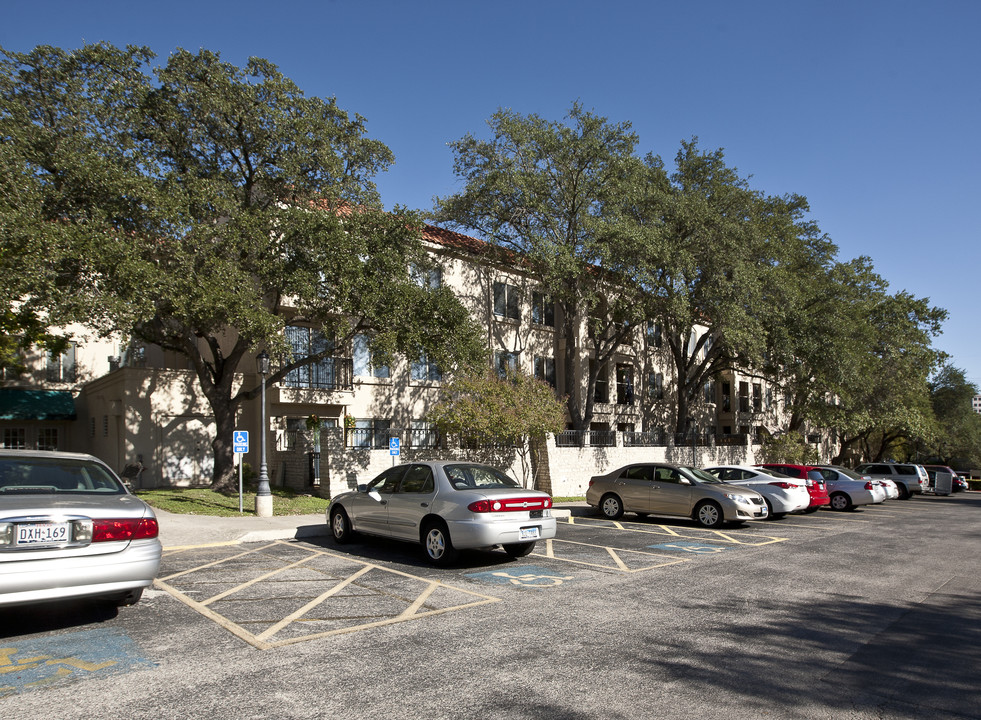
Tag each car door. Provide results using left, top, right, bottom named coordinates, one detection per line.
left=613, top=465, right=655, bottom=512
left=348, top=465, right=405, bottom=535
left=649, top=466, right=694, bottom=517
left=385, top=464, right=437, bottom=540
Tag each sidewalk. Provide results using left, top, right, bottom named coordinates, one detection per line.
left=154, top=503, right=587, bottom=549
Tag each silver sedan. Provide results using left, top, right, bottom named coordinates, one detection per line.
left=702, top=465, right=811, bottom=518
left=586, top=463, right=768, bottom=528
left=328, top=461, right=557, bottom=566
left=0, top=450, right=162, bottom=607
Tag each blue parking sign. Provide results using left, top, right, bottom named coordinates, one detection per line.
left=233, top=431, right=249, bottom=454
left=389, top=437, right=400, bottom=456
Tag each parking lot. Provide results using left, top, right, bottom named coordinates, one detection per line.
left=2, top=493, right=980, bottom=719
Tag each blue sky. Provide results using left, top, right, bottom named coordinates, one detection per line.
left=5, top=0, right=979, bottom=385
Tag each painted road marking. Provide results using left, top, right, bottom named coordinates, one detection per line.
left=465, top=565, right=577, bottom=588
left=0, top=629, right=153, bottom=697
left=155, top=541, right=500, bottom=650
left=559, top=516, right=788, bottom=546
left=647, top=541, right=733, bottom=554
left=531, top=538, right=690, bottom=572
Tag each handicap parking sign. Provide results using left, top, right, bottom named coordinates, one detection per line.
left=389, top=437, right=400, bottom=456
left=233, top=431, right=249, bottom=454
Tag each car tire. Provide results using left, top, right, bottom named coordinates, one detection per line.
left=503, top=541, right=536, bottom=558
left=897, top=484, right=910, bottom=500
left=330, top=507, right=354, bottom=544
left=423, top=521, right=458, bottom=566
left=694, top=501, right=724, bottom=529
left=114, top=588, right=144, bottom=607
left=599, top=494, right=624, bottom=519
left=830, top=492, right=852, bottom=511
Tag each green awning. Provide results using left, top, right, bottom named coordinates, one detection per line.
left=0, top=389, right=77, bottom=421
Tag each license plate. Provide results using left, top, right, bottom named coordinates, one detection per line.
left=15, top=522, right=71, bottom=547
left=519, top=526, right=540, bottom=540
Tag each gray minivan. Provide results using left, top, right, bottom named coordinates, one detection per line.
left=853, top=462, right=928, bottom=499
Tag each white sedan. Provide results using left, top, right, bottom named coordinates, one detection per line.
left=328, top=461, right=556, bottom=566
left=815, top=466, right=886, bottom=510
left=702, top=465, right=811, bottom=519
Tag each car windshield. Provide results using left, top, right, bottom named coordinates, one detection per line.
left=0, top=458, right=126, bottom=495
left=756, top=468, right=790, bottom=478
left=444, top=464, right=521, bottom=490
left=679, top=467, right=723, bottom=484
left=830, top=466, right=863, bottom=480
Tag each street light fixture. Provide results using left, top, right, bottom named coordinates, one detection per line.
left=255, top=350, right=272, bottom=518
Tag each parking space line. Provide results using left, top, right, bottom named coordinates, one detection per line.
left=154, top=541, right=501, bottom=650
left=560, top=516, right=787, bottom=546
left=531, top=538, right=690, bottom=572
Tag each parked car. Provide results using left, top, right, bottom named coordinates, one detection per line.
left=702, top=465, right=810, bottom=519
left=814, top=466, right=885, bottom=510
left=757, top=464, right=831, bottom=512
left=853, top=462, right=927, bottom=499
left=0, top=450, right=161, bottom=608
left=922, top=464, right=968, bottom=493
left=328, top=461, right=556, bottom=566
left=586, top=463, right=768, bottom=528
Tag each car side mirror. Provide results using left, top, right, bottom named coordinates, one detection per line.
left=357, top=484, right=368, bottom=493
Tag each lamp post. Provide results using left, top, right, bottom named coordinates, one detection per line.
left=255, top=350, right=273, bottom=518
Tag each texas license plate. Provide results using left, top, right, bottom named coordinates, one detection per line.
left=519, top=526, right=540, bottom=540
left=15, top=522, right=70, bottom=547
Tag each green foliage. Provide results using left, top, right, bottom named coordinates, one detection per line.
left=757, top=431, right=819, bottom=465
left=428, top=370, right=566, bottom=444
left=927, top=365, right=981, bottom=467
left=137, top=486, right=329, bottom=517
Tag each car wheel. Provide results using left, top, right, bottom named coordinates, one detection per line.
left=830, top=492, right=852, bottom=511
left=503, top=541, right=536, bottom=558
left=694, top=501, right=724, bottom=529
left=330, top=507, right=354, bottom=544
left=600, top=494, right=624, bottom=519
left=897, top=484, right=910, bottom=500
left=423, top=521, right=458, bottom=566
left=114, top=588, right=144, bottom=607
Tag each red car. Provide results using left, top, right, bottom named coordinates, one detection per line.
left=757, top=464, right=831, bottom=512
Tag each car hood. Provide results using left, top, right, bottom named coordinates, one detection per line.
left=702, top=482, right=762, bottom=498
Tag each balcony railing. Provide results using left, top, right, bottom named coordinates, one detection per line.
left=282, top=358, right=353, bottom=391
left=623, top=430, right=667, bottom=447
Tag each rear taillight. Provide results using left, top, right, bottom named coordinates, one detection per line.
left=768, top=481, right=799, bottom=489
left=467, top=497, right=552, bottom=513
left=865, top=482, right=874, bottom=490
left=92, top=517, right=159, bottom=542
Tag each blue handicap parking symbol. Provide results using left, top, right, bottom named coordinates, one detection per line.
left=465, top=565, right=576, bottom=588
left=648, top=541, right=732, bottom=554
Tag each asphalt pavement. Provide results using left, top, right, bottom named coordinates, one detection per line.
left=154, top=503, right=581, bottom=548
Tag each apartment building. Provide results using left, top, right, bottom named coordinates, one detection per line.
left=0, top=225, right=788, bottom=496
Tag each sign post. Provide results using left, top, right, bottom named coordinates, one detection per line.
left=233, top=431, right=249, bottom=513
left=389, top=437, right=400, bottom=466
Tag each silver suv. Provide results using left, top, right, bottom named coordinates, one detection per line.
left=853, top=462, right=928, bottom=499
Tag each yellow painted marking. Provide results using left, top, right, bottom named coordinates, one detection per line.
left=156, top=541, right=502, bottom=650
left=25, top=667, right=71, bottom=687
left=558, top=516, right=787, bottom=546
left=606, top=547, right=630, bottom=571
left=531, top=538, right=689, bottom=572
left=162, top=541, right=243, bottom=554
left=202, top=553, right=318, bottom=607
left=157, top=542, right=279, bottom=582
left=46, top=657, right=116, bottom=672
left=256, top=565, right=373, bottom=641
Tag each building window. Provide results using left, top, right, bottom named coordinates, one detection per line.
left=591, top=360, right=609, bottom=404
left=752, top=383, right=762, bottom=413
left=284, top=326, right=344, bottom=389
left=46, top=344, right=77, bottom=383
left=616, top=364, right=635, bottom=405
left=738, top=381, right=749, bottom=413
left=103, top=416, right=109, bottom=437
left=409, top=420, right=439, bottom=449
left=534, top=356, right=556, bottom=387
left=2, top=428, right=26, bottom=449
left=411, top=351, right=441, bottom=382
left=649, top=371, right=664, bottom=400
left=493, top=281, right=520, bottom=321
left=37, top=428, right=59, bottom=451
left=495, top=351, right=520, bottom=378
left=703, top=379, right=715, bottom=404
left=353, top=334, right=390, bottom=379
left=721, top=382, right=731, bottom=412
left=531, top=291, right=554, bottom=326
left=646, top=322, right=663, bottom=348
left=348, top=418, right=391, bottom=449
left=411, top=263, right=441, bottom=289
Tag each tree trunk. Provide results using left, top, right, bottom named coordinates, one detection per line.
left=529, top=436, right=552, bottom=495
